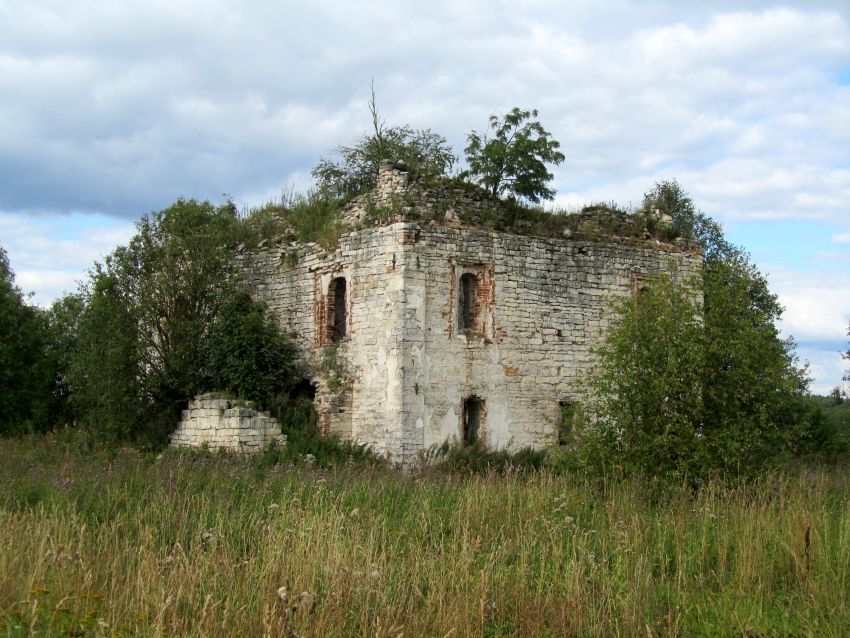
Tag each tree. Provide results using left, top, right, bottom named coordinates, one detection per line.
left=312, top=84, right=456, bottom=198
left=69, top=198, right=255, bottom=444
left=585, top=264, right=817, bottom=479
left=639, top=180, right=730, bottom=260
left=0, top=246, right=56, bottom=434
left=43, top=292, right=86, bottom=428
left=131, top=198, right=248, bottom=406
left=583, top=273, right=707, bottom=478
left=463, top=107, right=565, bottom=203
left=69, top=267, right=143, bottom=440
left=701, top=252, right=817, bottom=470
left=582, top=183, right=822, bottom=479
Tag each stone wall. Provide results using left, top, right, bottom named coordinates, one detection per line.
left=242, top=224, right=411, bottom=458
left=398, top=224, right=700, bottom=459
left=243, top=231, right=700, bottom=465
left=170, top=394, right=285, bottom=453
left=240, top=166, right=703, bottom=465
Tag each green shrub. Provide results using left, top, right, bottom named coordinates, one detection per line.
left=582, top=260, right=825, bottom=481
left=800, top=396, right=850, bottom=460
left=203, top=292, right=298, bottom=408
left=68, top=199, right=250, bottom=446
left=583, top=272, right=706, bottom=480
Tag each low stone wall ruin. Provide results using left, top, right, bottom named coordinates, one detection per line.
left=170, top=394, right=285, bottom=454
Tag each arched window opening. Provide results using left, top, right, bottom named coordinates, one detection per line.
left=330, top=277, right=347, bottom=342
left=458, top=273, right=477, bottom=332
left=462, top=396, right=484, bottom=445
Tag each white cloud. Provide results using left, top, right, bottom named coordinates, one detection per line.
left=761, top=265, right=850, bottom=344
left=796, top=345, right=847, bottom=395
left=1, top=2, right=849, bottom=223
left=0, top=212, right=135, bottom=306
left=832, top=233, right=850, bottom=244
left=636, top=9, right=848, bottom=71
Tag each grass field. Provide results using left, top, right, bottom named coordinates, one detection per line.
left=1, top=436, right=849, bottom=637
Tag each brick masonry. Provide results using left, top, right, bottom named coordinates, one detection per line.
left=241, top=165, right=703, bottom=465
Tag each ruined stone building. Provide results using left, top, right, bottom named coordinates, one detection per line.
left=241, top=161, right=702, bottom=465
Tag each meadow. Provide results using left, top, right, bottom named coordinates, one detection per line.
left=1, top=436, right=849, bottom=637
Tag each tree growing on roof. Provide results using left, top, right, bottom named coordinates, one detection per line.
left=462, top=107, right=565, bottom=203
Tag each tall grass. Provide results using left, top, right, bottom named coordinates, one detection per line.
left=1, top=436, right=849, bottom=636
left=245, top=188, right=346, bottom=248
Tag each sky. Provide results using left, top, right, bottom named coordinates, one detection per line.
left=1, top=0, right=848, bottom=394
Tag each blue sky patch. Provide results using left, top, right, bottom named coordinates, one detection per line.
left=725, top=219, right=841, bottom=271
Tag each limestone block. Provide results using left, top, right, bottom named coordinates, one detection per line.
left=170, top=395, right=287, bottom=455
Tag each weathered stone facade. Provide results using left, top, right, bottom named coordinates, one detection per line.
left=243, top=164, right=702, bottom=465
left=170, top=394, right=285, bottom=453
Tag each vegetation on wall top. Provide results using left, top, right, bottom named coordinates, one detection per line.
left=246, top=99, right=703, bottom=249
left=311, top=84, right=456, bottom=199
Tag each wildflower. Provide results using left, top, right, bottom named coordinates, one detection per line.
left=267, top=503, right=280, bottom=514
left=277, top=585, right=289, bottom=604
left=200, top=529, right=217, bottom=547
left=564, top=515, right=575, bottom=526
left=349, top=507, right=360, bottom=518
left=297, top=591, right=316, bottom=613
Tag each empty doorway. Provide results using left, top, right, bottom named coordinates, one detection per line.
left=462, top=396, right=484, bottom=445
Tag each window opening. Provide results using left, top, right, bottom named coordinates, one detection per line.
left=557, top=400, right=576, bottom=446
left=330, top=277, right=347, bottom=342
left=458, top=273, right=477, bottom=332
left=290, top=378, right=317, bottom=401
left=462, top=396, right=484, bottom=445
